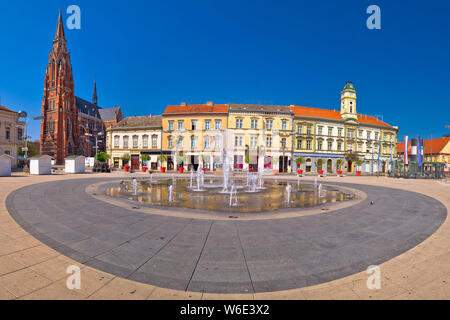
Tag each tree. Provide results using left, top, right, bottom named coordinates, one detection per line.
left=244, top=154, right=250, bottom=165
left=17, top=141, right=38, bottom=158
left=95, top=152, right=110, bottom=163
left=336, top=159, right=343, bottom=171
left=158, top=154, right=168, bottom=167
left=140, top=154, right=151, bottom=164
left=355, top=157, right=364, bottom=171
left=295, top=157, right=304, bottom=168
left=121, top=154, right=131, bottom=166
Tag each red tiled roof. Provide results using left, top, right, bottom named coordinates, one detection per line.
left=163, top=104, right=229, bottom=115
left=397, top=137, right=450, bottom=155
left=291, top=105, right=342, bottom=120
left=291, top=105, right=392, bottom=128
left=357, top=114, right=392, bottom=128
left=0, top=105, right=17, bottom=113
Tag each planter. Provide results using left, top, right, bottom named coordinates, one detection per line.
left=337, top=170, right=343, bottom=175
left=249, top=168, right=252, bottom=173
left=273, top=169, right=279, bottom=176
left=178, top=167, right=184, bottom=174
left=202, top=168, right=206, bottom=173
left=356, top=171, right=362, bottom=176
left=297, top=170, right=303, bottom=175
left=124, top=166, right=130, bottom=172
left=142, top=167, right=147, bottom=173
left=318, top=170, right=324, bottom=175
left=161, top=167, right=166, bottom=173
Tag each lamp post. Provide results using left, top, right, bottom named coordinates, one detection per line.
left=17, top=111, right=28, bottom=160
left=85, top=131, right=104, bottom=157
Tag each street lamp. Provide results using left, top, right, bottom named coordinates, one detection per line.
left=85, top=131, right=104, bottom=156
left=17, top=111, right=28, bottom=159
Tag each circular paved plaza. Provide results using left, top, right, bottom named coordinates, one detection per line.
left=6, top=177, right=447, bottom=294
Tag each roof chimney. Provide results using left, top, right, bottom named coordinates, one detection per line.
left=180, top=102, right=187, bottom=107
left=206, top=101, right=214, bottom=106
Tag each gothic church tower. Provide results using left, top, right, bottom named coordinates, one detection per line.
left=40, top=10, right=79, bottom=164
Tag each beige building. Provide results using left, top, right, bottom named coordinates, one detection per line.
left=228, top=104, right=293, bottom=173
left=0, top=105, right=25, bottom=169
left=106, top=115, right=162, bottom=170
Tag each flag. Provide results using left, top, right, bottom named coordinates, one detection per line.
left=404, top=136, right=409, bottom=165
left=417, top=137, right=421, bottom=165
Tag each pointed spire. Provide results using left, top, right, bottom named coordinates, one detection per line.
left=54, top=9, right=66, bottom=41
left=92, top=80, right=98, bottom=105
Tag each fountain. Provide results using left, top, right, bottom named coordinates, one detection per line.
left=222, top=154, right=231, bottom=193
left=248, top=174, right=258, bottom=193
left=193, top=168, right=205, bottom=192
left=286, top=184, right=292, bottom=204
left=258, top=170, right=264, bottom=189
left=132, top=178, right=138, bottom=196
left=109, top=178, right=353, bottom=213
left=318, top=183, right=323, bottom=198
left=229, top=184, right=238, bottom=207
left=297, top=174, right=301, bottom=189
left=168, top=185, right=174, bottom=202
left=314, top=177, right=318, bottom=189
left=189, top=169, right=194, bottom=188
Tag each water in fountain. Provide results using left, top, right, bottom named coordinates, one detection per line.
left=248, top=174, right=258, bottom=192
left=193, top=168, right=205, bottom=192
left=168, top=185, right=174, bottom=202
left=286, top=184, right=292, bottom=204
left=314, top=177, right=318, bottom=189
left=318, top=183, right=323, bottom=198
left=132, top=178, right=138, bottom=196
left=222, top=155, right=230, bottom=193
left=190, top=169, right=194, bottom=188
left=297, top=175, right=301, bottom=189
left=229, top=184, right=238, bottom=207
left=258, top=170, right=264, bottom=189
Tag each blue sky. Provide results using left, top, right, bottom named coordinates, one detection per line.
left=0, top=0, right=449, bottom=141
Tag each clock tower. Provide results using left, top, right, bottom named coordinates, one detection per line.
left=340, top=82, right=359, bottom=123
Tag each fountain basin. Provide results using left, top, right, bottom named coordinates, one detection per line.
left=106, top=178, right=354, bottom=213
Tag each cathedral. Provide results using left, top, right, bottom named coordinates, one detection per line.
left=40, top=11, right=123, bottom=164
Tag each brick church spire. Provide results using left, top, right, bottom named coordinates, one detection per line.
left=40, top=10, right=79, bottom=164
left=93, top=80, right=98, bottom=105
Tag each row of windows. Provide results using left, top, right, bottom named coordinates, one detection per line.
left=168, top=120, right=222, bottom=131
left=303, top=125, right=392, bottom=141
left=235, top=119, right=289, bottom=130
left=114, top=135, right=158, bottom=149
left=167, top=136, right=223, bottom=149
left=234, top=136, right=287, bottom=149
left=295, top=139, right=393, bottom=153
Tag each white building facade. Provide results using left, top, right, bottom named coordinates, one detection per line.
left=106, top=115, right=162, bottom=170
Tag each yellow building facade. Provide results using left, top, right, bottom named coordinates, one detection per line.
left=162, top=103, right=228, bottom=171
left=292, top=82, right=398, bottom=174
left=227, top=104, right=293, bottom=172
